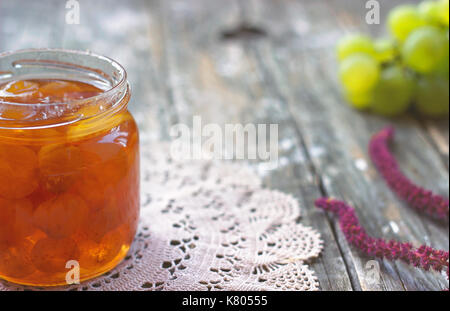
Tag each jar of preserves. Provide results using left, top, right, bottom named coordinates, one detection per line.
left=0, top=49, right=140, bottom=286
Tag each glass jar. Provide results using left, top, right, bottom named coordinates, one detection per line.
left=0, top=49, right=140, bottom=286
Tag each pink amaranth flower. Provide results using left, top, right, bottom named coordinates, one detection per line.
left=315, top=198, right=449, bottom=285
left=369, top=127, right=449, bottom=220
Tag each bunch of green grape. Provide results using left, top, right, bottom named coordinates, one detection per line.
left=337, top=0, right=449, bottom=118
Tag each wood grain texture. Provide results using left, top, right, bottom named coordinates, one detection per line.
left=0, top=0, right=448, bottom=291
left=241, top=0, right=448, bottom=290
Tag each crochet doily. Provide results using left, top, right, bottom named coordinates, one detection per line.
left=0, top=140, right=323, bottom=291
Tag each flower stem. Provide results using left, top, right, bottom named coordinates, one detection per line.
left=315, top=198, right=449, bottom=286
left=369, top=127, right=449, bottom=220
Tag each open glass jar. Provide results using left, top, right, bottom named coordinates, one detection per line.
left=0, top=49, right=140, bottom=286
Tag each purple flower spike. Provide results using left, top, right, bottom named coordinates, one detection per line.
left=369, top=127, right=449, bottom=220
left=315, top=198, right=449, bottom=285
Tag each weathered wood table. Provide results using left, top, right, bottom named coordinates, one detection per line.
left=1, top=0, right=448, bottom=291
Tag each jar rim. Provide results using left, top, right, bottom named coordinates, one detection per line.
left=0, top=48, right=129, bottom=128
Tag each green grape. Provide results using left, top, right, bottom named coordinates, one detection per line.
left=374, top=38, right=397, bottom=63
left=339, top=53, right=380, bottom=94
left=416, top=75, right=449, bottom=117
left=344, top=90, right=373, bottom=110
left=371, top=65, right=414, bottom=117
left=436, top=37, right=449, bottom=76
left=388, top=5, right=426, bottom=42
left=402, top=26, right=447, bottom=74
left=418, top=1, right=442, bottom=25
left=438, top=0, right=449, bottom=26
left=337, top=34, right=376, bottom=61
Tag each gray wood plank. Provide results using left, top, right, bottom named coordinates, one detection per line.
left=0, top=0, right=61, bottom=51
left=56, top=0, right=170, bottom=137
left=157, top=0, right=354, bottom=291
left=0, top=0, right=447, bottom=291
left=0, top=0, right=168, bottom=137
left=423, top=120, right=449, bottom=169
left=244, top=0, right=448, bottom=290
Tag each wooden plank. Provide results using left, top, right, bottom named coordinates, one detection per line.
left=423, top=120, right=449, bottom=169
left=1, top=0, right=447, bottom=291
left=0, top=0, right=61, bottom=51
left=158, top=0, right=353, bottom=291
left=56, top=0, right=171, bottom=138
left=244, top=0, right=448, bottom=290
left=0, top=0, right=169, bottom=137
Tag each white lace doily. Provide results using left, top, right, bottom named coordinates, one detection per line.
left=1, top=140, right=323, bottom=291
